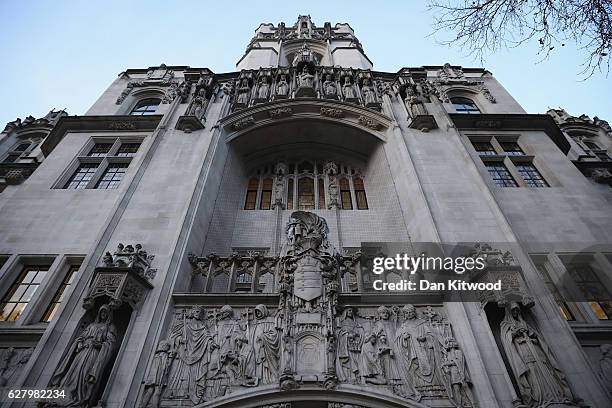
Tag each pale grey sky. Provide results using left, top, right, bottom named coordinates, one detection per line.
left=0, top=0, right=609, bottom=126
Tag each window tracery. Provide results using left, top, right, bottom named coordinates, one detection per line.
left=243, top=159, right=368, bottom=210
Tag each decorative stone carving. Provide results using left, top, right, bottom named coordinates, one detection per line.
left=86, top=243, right=155, bottom=310
left=269, top=108, right=293, bottom=119
left=599, top=344, right=612, bottom=393
left=320, top=107, right=344, bottom=118
left=235, top=78, right=252, bottom=109
left=335, top=307, right=363, bottom=384
left=468, top=242, right=514, bottom=266
left=322, top=73, right=338, bottom=99
left=103, top=243, right=156, bottom=279
left=477, top=83, right=497, bottom=103
left=0, top=348, right=33, bottom=386
left=590, top=168, right=612, bottom=184
left=360, top=78, right=378, bottom=108
left=442, top=336, right=475, bottom=407
left=438, top=63, right=464, bottom=81
left=276, top=74, right=290, bottom=98
left=256, top=76, right=270, bottom=101
left=324, top=161, right=340, bottom=209
left=358, top=115, right=381, bottom=130
left=232, top=116, right=256, bottom=131
left=49, top=304, right=117, bottom=407
left=500, top=302, right=578, bottom=407
left=404, top=82, right=438, bottom=132
left=295, top=66, right=316, bottom=97
left=140, top=340, right=172, bottom=408
left=162, top=81, right=183, bottom=104
left=342, top=77, right=357, bottom=102
left=176, top=75, right=214, bottom=132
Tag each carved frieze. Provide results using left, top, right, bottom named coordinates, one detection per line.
left=232, top=116, right=256, bottom=131
left=115, top=65, right=179, bottom=105
left=0, top=348, right=33, bottom=387
left=358, top=116, right=381, bottom=130
left=320, top=107, right=344, bottom=118
left=269, top=107, right=293, bottom=119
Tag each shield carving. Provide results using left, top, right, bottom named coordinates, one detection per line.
left=293, top=255, right=323, bottom=301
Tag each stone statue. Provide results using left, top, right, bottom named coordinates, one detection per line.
left=361, top=79, right=376, bottom=105
left=141, top=340, right=172, bottom=408
left=0, top=348, right=33, bottom=387
left=323, top=74, right=337, bottom=97
left=373, top=306, right=401, bottom=384
left=342, top=77, right=355, bottom=99
left=206, top=305, right=241, bottom=398
left=257, top=78, right=270, bottom=100
left=298, top=66, right=314, bottom=89
left=50, top=304, right=117, bottom=407
left=324, top=161, right=339, bottom=209
left=251, top=304, right=281, bottom=385
left=336, top=307, right=364, bottom=383
left=600, top=344, right=612, bottom=393
left=272, top=162, right=288, bottom=209
left=187, top=87, right=208, bottom=120
left=359, top=333, right=386, bottom=385
left=236, top=79, right=251, bottom=106
left=404, top=84, right=428, bottom=118
left=276, top=75, right=289, bottom=97
left=393, top=305, right=423, bottom=400
left=442, top=337, right=474, bottom=407
left=500, top=302, right=575, bottom=407
left=166, top=306, right=216, bottom=404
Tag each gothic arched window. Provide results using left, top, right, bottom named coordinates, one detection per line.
left=298, top=177, right=315, bottom=210
left=318, top=177, right=326, bottom=209
left=130, top=98, right=161, bottom=116
left=340, top=178, right=352, bottom=210
left=257, top=269, right=275, bottom=293
left=260, top=178, right=273, bottom=210
left=450, top=97, right=480, bottom=114
left=244, top=178, right=259, bottom=210
left=287, top=178, right=294, bottom=210
left=353, top=177, right=368, bottom=210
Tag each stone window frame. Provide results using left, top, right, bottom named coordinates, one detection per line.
left=0, top=134, right=44, bottom=164
left=243, top=159, right=368, bottom=211
left=53, top=135, right=144, bottom=190
left=0, top=255, right=61, bottom=325
left=468, top=134, right=552, bottom=188
left=39, top=259, right=82, bottom=323
left=546, top=252, right=612, bottom=324
left=566, top=129, right=612, bottom=161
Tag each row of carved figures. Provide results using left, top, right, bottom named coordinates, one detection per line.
left=230, top=68, right=382, bottom=111
left=138, top=304, right=476, bottom=407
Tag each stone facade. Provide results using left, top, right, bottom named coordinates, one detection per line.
left=0, top=15, right=611, bottom=408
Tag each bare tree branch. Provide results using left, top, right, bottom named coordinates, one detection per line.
left=427, top=0, right=612, bottom=78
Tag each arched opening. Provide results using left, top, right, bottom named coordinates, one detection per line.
left=130, top=98, right=161, bottom=115
left=449, top=96, right=480, bottom=114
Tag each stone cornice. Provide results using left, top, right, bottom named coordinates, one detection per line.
left=41, top=115, right=162, bottom=156
left=449, top=113, right=571, bottom=155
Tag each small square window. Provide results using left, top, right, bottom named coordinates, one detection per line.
left=116, top=143, right=141, bottom=157
left=0, top=266, right=49, bottom=321
left=65, top=163, right=99, bottom=189
left=472, top=141, right=497, bottom=156
left=515, top=162, right=549, bottom=187
left=88, top=143, right=113, bottom=157
left=95, top=163, right=129, bottom=189
left=485, top=162, right=517, bottom=187
left=500, top=142, right=525, bottom=156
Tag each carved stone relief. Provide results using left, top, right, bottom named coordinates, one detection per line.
left=599, top=344, right=612, bottom=393
left=0, top=347, right=33, bottom=386
left=150, top=214, right=480, bottom=407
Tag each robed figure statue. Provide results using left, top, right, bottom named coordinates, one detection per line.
left=50, top=304, right=117, bottom=407
left=500, top=302, right=575, bottom=407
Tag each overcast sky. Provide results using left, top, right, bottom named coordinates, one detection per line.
left=0, top=1, right=609, bottom=127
